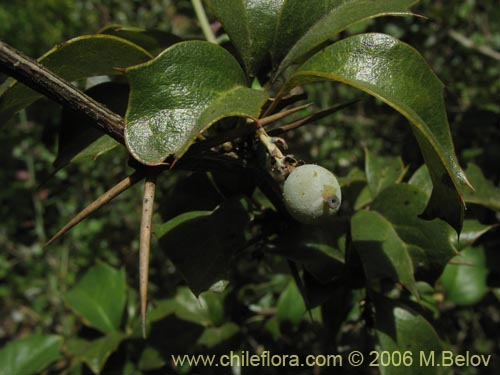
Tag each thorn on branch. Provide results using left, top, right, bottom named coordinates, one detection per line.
left=140, top=169, right=159, bottom=338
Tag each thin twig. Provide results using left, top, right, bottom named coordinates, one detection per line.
left=44, top=171, right=144, bottom=247
left=268, top=100, right=359, bottom=136
left=448, top=29, right=500, bottom=62
left=0, top=40, right=125, bottom=142
left=140, top=170, right=158, bottom=338
left=192, top=0, right=217, bottom=44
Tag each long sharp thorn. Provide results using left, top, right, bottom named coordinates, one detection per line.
left=44, top=171, right=144, bottom=247
left=140, top=170, right=158, bottom=338
left=259, top=103, right=311, bottom=126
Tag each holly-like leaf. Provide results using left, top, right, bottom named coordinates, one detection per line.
left=373, top=295, right=447, bottom=375
left=281, top=33, right=469, bottom=232
left=208, top=0, right=417, bottom=76
left=352, top=210, right=418, bottom=296
left=463, top=163, right=500, bottom=212
left=100, top=24, right=182, bottom=56
left=365, top=149, right=406, bottom=198
left=0, top=35, right=151, bottom=124
left=208, top=0, right=284, bottom=75
left=273, top=0, right=417, bottom=74
left=371, top=184, right=457, bottom=284
left=440, top=246, right=489, bottom=306
left=54, top=82, right=128, bottom=171
left=65, top=263, right=127, bottom=334
left=124, top=41, right=268, bottom=165
left=0, top=335, right=62, bottom=375
left=157, top=198, right=250, bottom=295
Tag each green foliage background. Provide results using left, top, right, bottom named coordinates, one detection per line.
left=0, top=0, right=499, bottom=374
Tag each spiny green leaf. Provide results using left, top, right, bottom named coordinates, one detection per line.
left=352, top=210, right=418, bottom=296
left=274, top=0, right=418, bottom=75
left=281, top=33, right=468, bottom=233
left=411, top=163, right=500, bottom=212
left=0, top=335, right=62, bottom=375
left=208, top=0, right=417, bottom=77
left=65, top=263, right=127, bottom=334
left=124, top=41, right=268, bottom=165
left=0, top=35, right=151, bottom=124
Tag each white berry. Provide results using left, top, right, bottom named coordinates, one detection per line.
left=283, top=164, right=342, bottom=225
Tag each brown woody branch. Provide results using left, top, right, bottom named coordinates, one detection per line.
left=0, top=40, right=125, bottom=142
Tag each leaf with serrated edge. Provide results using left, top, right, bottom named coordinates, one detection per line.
left=280, top=33, right=469, bottom=232
left=0, top=35, right=151, bottom=124
left=124, top=41, right=268, bottom=165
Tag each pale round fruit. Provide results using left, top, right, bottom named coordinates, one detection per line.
left=283, top=164, right=342, bottom=225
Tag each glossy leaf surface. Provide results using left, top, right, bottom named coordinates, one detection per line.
left=208, top=0, right=417, bottom=76
left=209, top=0, right=284, bottom=75
left=274, top=0, right=417, bottom=74
left=0, top=335, right=62, bottom=375
left=282, top=33, right=468, bottom=232
left=65, top=263, right=127, bottom=334
left=0, top=35, right=151, bottom=124
left=125, top=41, right=268, bottom=165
